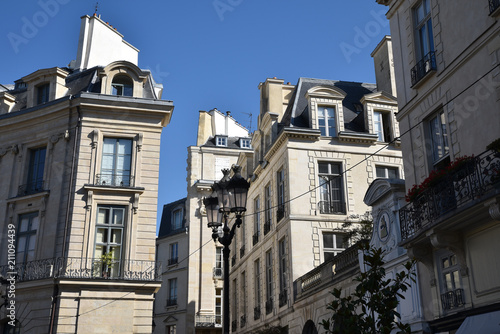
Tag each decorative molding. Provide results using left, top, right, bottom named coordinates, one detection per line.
left=86, top=190, right=93, bottom=211
left=91, top=129, right=100, bottom=149
left=137, top=133, right=143, bottom=152
left=407, top=244, right=436, bottom=286
left=485, top=198, right=500, bottom=221
left=133, top=193, right=140, bottom=214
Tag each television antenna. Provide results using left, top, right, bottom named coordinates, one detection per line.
left=241, top=112, right=253, bottom=133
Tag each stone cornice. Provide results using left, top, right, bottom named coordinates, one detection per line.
left=264, top=127, right=320, bottom=162
left=338, top=131, right=378, bottom=144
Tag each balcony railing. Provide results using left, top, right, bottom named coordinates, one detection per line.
left=277, top=205, right=285, bottom=222
left=264, top=220, right=271, bottom=235
left=195, top=314, right=222, bottom=328
left=168, top=257, right=178, bottom=266
left=441, top=288, right=465, bottom=310
left=318, top=201, right=345, bottom=214
left=400, top=150, right=500, bottom=241
left=490, top=0, right=500, bottom=14
left=0, top=257, right=161, bottom=282
left=254, top=306, right=261, bottom=320
left=295, top=242, right=362, bottom=299
left=95, top=173, right=134, bottom=187
left=231, top=319, right=237, bottom=332
left=18, top=180, right=45, bottom=197
left=213, top=266, right=223, bottom=279
left=279, top=289, right=288, bottom=307
left=240, top=245, right=245, bottom=258
left=253, top=232, right=259, bottom=246
left=265, top=298, right=273, bottom=315
left=240, top=314, right=246, bottom=328
left=166, top=297, right=177, bottom=307
left=411, top=51, right=437, bottom=86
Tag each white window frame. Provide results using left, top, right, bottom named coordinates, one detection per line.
left=317, top=106, right=336, bottom=137
left=100, top=137, right=133, bottom=187
left=16, top=212, right=39, bottom=264
left=171, top=207, right=183, bottom=231
left=373, top=110, right=392, bottom=142
left=414, top=0, right=434, bottom=61
left=321, top=232, right=348, bottom=262
left=265, top=249, right=273, bottom=303
left=240, top=138, right=251, bottom=148
left=254, top=259, right=261, bottom=306
left=428, top=110, right=450, bottom=165
left=375, top=165, right=399, bottom=179
left=254, top=197, right=261, bottom=239
left=278, top=238, right=287, bottom=292
left=216, top=136, right=228, bottom=147
left=318, top=161, right=346, bottom=214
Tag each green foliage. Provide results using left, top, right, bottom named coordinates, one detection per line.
left=320, top=243, right=415, bottom=334
left=342, top=212, right=373, bottom=243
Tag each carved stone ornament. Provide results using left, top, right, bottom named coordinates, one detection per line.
left=133, top=193, right=140, bottom=214
left=86, top=190, right=93, bottom=210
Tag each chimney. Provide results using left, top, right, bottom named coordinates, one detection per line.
left=371, top=36, right=397, bottom=97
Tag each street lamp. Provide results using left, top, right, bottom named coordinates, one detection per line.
left=203, top=165, right=250, bottom=334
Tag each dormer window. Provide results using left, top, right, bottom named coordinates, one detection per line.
left=112, top=75, right=133, bottom=97
left=37, top=83, right=50, bottom=105
left=216, top=136, right=228, bottom=147
left=240, top=138, right=251, bottom=149
left=373, top=110, right=392, bottom=142
left=318, top=106, right=336, bottom=137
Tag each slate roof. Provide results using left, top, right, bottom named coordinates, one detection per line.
left=158, top=197, right=187, bottom=238
left=281, top=78, right=378, bottom=133
left=202, top=136, right=252, bottom=149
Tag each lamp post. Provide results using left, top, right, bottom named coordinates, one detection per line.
left=203, top=165, right=250, bottom=334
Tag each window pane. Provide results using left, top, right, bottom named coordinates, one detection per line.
left=318, top=163, right=329, bottom=174
left=323, top=233, right=334, bottom=248
left=113, top=209, right=124, bottom=225
left=96, top=228, right=108, bottom=243
left=376, top=167, right=386, bottom=178
left=336, top=234, right=348, bottom=249
left=98, top=208, right=109, bottom=225
left=17, top=236, right=26, bottom=256
left=387, top=168, right=398, bottom=179
left=19, top=217, right=30, bottom=232
left=31, top=216, right=39, bottom=230
left=111, top=229, right=122, bottom=244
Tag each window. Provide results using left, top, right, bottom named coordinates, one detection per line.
left=265, top=249, right=273, bottom=314
left=24, top=147, right=46, bottom=195
left=277, top=169, right=285, bottom=222
left=94, top=206, right=125, bottom=278
left=166, top=325, right=176, bottom=334
left=111, top=75, right=133, bottom=97
left=2, top=322, right=21, bottom=334
left=376, top=166, right=399, bottom=179
left=429, top=110, right=449, bottom=165
left=169, top=243, right=178, bottom=265
left=215, top=247, right=223, bottom=269
left=254, top=148, right=260, bottom=168
left=232, top=278, right=238, bottom=321
left=16, top=212, right=39, bottom=264
left=216, top=136, right=228, bottom=147
left=373, top=111, right=392, bottom=142
left=254, top=259, right=261, bottom=307
left=100, top=138, right=132, bottom=186
left=278, top=238, right=287, bottom=307
left=264, top=184, right=272, bottom=234
left=37, top=83, right=50, bottom=104
left=168, top=278, right=178, bottom=306
left=253, top=197, right=261, bottom=245
left=322, top=232, right=348, bottom=262
left=171, top=208, right=183, bottom=231
left=318, top=162, right=345, bottom=214
left=241, top=271, right=247, bottom=317
left=215, top=288, right=222, bottom=325
left=439, top=252, right=465, bottom=310
left=318, top=106, right=336, bottom=137
left=240, top=138, right=251, bottom=148
left=414, top=0, right=434, bottom=62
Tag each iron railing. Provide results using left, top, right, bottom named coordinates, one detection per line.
left=213, top=266, right=223, bottom=279
left=400, top=150, right=500, bottom=241
left=0, top=257, right=161, bottom=282
left=18, top=180, right=45, bottom=196
left=277, top=205, right=285, bottom=222
left=95, top=173, right=134, bottom=187
left=265, top=298, right=273, bottom=315
left=279, top=289, right=288, bottom=307
left=490, top=0, right=500, bottom=14
left=441, top=288, right=465, bottom=310
left=411, top=51, right=437, bottom=86
left=254, top=306, right=261, bottom=320
left=253, top=232, right=259, bottom=246
left=195, top=314, right=222, bottom=328
left=264, top=220, right=271, bottom=235
left=318, top=201, right=345, bottom=214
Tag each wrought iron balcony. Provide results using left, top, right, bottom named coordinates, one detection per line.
left=195, top=314, right=222, bottom=328
left=240, top=245, right=245, bottom=258
left=400, top=150, right=500, bottom=241
left=265, top=298, right=273, bottom=315
left=318, top=201, right=346, bottom=214
left=168, top=257, right=178, bottom=266
left=0, top=257, right=161, bottom=283
left=240, top=314, right=246, bottom=328
left=231, top=319, right=237, bottom=332
left=411, top=51, right=436, bottom=86
left=490, top=0, right=500, bottom=14
left=95, top=173, right=134, bottom=187
left=254, top=306, right=261, bottom=320
left=18, top=180, right=45, bottom=197
left=264, top=220, right=271, bottom=235
left=252, top=232, right=259, bottom=246
left=277, top=205, right=285, bottom=222
left=441, top=288, right=465, bottom=310
left=166, top=297, right=177, bottom=307
left=213, top=266, right=223, bottom=279
left=279, top=289, right=288, bottom=307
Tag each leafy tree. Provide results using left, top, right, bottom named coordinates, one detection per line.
left=320, top=242, right=415, bottom=334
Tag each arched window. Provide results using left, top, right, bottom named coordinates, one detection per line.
left=111, top=74, right=133, bottom=97
left=302, top=320, right=318, bottom=334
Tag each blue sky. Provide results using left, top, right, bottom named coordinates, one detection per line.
left=0, top=1, right=390, bottom=233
